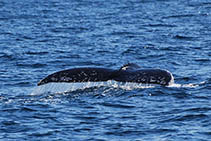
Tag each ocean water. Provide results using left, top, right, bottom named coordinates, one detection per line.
left=0, top=0, right=211, bottom=140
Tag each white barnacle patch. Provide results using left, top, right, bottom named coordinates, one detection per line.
left=160, top=81, right=166, bottom=85
left=63, top=72, right=68, bottom=76
left=140, top=75, right=148, bottom=82
left=60, top=77, right=67, bottom=81
left=136, top=79, right=141, bottom=83
left=72, top=75, right=76, bottom=79
left=60, top=77, right=72, bottom=82
left=81, top=71, right=88, bottom=77
left=77, top=73, right=81, bottom=77
left=156, top=79, right=161, bottom=83
left=51, top=77, right=58, bottom=81
left=142, top=72, right=146, bottom=75
left=121, top=66, right=129, bottom=70
left=150, top=76, right=156, bottom=83
left=141, top=78, right=146, bottom=82
left=91, top=71, right=97, bottom=76
left=160, top=77, right=166, bottom=85
left=68, top=77, right=73, bottom=81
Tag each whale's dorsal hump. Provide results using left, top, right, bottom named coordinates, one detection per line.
left=119, top=63, right=141, bottom=71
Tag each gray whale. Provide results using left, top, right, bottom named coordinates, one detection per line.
left=38, top=63, right=174, bottom=86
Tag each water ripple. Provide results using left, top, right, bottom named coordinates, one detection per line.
left=0, top=0, right=211, bottom=140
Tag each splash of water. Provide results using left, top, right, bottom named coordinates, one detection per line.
left=30, top=80, right=202, bottom=95
left=168, top=81, right=205, bottom=88
left=30, top=80, right=155, bottom=95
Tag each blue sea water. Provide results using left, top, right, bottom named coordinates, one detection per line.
left=0, top=0, right=211, bottom=140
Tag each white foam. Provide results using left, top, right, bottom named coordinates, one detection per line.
left=167, top=82, right=203, bottom=88
left=30, top=80, right=202, bottom=95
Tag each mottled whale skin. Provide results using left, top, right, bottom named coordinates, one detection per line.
left=38, top=63, right=174, bottom=86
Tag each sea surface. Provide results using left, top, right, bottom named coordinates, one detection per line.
left=0, top=0, right=211, bottom=140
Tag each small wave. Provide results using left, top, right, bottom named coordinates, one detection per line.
left=173, top=35, right=196, bottom=41
left=16, top=63, right=46, bottom=68
left=147, top=23, right=176, bottom=28
left=25, top=51, right=49, bottom=55
left=163, top=14, right=196, bottom=19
